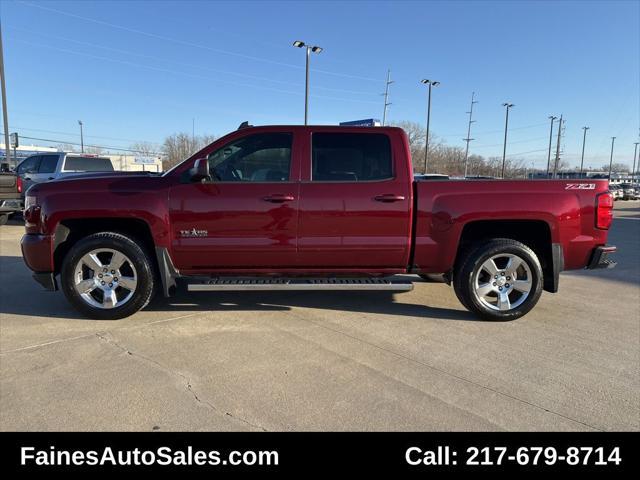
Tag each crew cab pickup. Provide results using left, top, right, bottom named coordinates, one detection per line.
left=20, top=125, right=616, bottom=320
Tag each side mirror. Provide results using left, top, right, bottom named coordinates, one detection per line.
left=189, top=158, right=210, bottom=182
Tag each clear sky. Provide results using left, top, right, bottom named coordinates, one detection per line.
left=1, top=0, right=639, bottom=169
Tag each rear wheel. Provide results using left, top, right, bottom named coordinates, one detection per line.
left=60, top=232, right=155, bottom=319
left=0, top=214, right=8, bottom=226
left=453, top=238, right=543, bottom=321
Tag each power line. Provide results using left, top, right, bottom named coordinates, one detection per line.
left=7, top=25, right=380, bottom=97
left=20, top=0, right=380, bottom=83
left=18, top=135, right=163, bottom=155
left=12, top=38, right=380, bottom=106
left=1, top=124, right=160, bottom=145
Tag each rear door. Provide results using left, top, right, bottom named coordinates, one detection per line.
left=297, top=130, right=412, bottom=268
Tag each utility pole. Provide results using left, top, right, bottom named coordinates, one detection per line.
left=420, top=79, right=440, bottom=173
left=579, top=126, right=589, bottom=176
left=546, top=116, right=557, bottom=176
left=0, top=20, right=11, bottom=168
left=381, top=69, right=393, bottom=126
left=463, top=92, right=477, bottom=177
left=633, top=142, right=639, bottom=184
left=553, top=114, right=563, bottom=178
left=608, top=136, right=616, bottom=179
left=501, top=102, right=514, bottom=178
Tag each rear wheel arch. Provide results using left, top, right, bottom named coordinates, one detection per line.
left=453, top=219, right=557, bottom=292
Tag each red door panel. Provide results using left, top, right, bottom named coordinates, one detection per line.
left=298, top=181, right=411, bottom=267
left=169, top=182, right=299, bottom=269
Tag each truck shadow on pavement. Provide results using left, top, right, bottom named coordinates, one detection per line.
left=146, top=287, right=478, bottom=322
left=0, top=261, right=477, bottom=322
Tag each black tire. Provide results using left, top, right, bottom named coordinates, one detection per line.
left=0, top=214, right=8, bottom=226
left=60, top=232, right=155, bottom=320
left=453, top=238, right=543, bottom=321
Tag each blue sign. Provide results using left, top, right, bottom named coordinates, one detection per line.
left=339, top=119, right=381, bottom=127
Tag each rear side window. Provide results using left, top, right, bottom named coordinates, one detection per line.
left=39, top=155, right=59, bottom=173
left=312, top=133, right=393, bottom=182
left=63, top=156, right=114, bottom=172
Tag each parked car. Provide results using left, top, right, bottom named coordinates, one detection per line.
left=16, top=153, right=114, bottom=195
left=0, top=172, right=23, bottom=225
left=610, top=184, right=623, bottom=200
left=21, top=125, right=616, bottom=320
left=619, top=183, right=637, bottom=200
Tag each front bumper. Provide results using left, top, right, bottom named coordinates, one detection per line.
left=21, top=234, right=53, bottom=273
left=587, top=245, right=617, bottom=269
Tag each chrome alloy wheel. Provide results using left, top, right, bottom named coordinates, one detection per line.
left=73, top=248, right=138, bottom=309
left=473, top=253, right=532, bottom=311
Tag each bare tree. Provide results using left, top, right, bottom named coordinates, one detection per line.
left=130, top=141, right=161, bottom=157
left=162, top=133, right=217, bottom=170
left=603, top=163, right=629, bottom=173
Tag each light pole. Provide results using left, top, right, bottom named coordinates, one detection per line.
left=546, top=115, right=557, bottom=176
left=78, top=120, right=84, bottom=153
left=579, top=126, right=589, bottom=177
left=420, top=79, right=439, bottom=173
left=501, top=102, right=514, bottom=178
left=608, top=136, right=616, bottom=179
left=293, top=41, right=322, bottom=125
left=633, top=142, right=639, bottom=183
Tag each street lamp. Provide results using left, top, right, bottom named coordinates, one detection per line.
left=420, top=79, right=440, bottom=173
left=633, top=142, right=639, bottom=184
left=501, top=103, right=515, bottom=178
left=293, top=40, right=322, bottom=125
left=579, top=126, right=589, bottom=176
left=546, top=115, right=557, bottom=176
left=78, top=120, right=84, bottom=153
left=608, top=136, right=616, bottom=179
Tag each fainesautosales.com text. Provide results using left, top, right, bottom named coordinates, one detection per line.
left=20, top=446, right=279, bottom=467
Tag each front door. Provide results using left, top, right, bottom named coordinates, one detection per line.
left=169, top=131, right=300, bottom=270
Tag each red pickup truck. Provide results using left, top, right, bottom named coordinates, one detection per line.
left=21, top=125, right=616, bottom=320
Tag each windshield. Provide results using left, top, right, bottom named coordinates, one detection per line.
left=63, top=156, right=114, bottom=172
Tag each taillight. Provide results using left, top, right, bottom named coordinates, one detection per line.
left=596, top=192, right=614, bottom=230
left=16, top=176, right=22, bottom=193
left=24, top=205, right=42, bottom=234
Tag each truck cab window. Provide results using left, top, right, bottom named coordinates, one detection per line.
left=38, top=155, right=59, bottom=174
left=312, top=133, right=393, bottom=181
left=207, top=133, right=292, bottom=182
left=17, top=156, right=41, bottom=175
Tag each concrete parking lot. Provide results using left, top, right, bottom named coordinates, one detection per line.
left=1, top=202, right=638, bottom=431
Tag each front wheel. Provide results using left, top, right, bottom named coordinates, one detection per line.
left=453, top=238, right=543, bottom=321
left=60, top=232, right=155, bottom=319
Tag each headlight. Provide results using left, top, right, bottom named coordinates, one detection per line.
left=24, top=195, right=37, bottom=211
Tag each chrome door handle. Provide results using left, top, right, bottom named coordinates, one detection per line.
left=263, top=194, right=295, bottom=203
left=374, top=194, right=405, bottom=202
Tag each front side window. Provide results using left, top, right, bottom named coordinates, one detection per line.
left=207, top=133, right=292, bottom=182
left=312, top=133, right=393, bottom=182
left=17, top=156, right=41, bottom=174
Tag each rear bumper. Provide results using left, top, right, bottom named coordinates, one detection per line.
left=587, top=245, right=617, bottom=270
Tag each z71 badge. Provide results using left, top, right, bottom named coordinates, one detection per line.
left=565, top=183, right=596, bottom=190
left=179, top=228, right=208, bottom=238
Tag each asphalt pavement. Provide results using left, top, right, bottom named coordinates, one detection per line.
left=1, top=202, right=638, bottom=431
